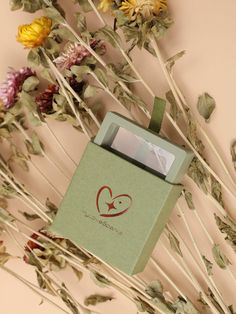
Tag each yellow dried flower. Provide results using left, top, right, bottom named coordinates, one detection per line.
left=98, top=0, right=113, bottom=12
left=120, top=0, right=167, bottom=20
left=17, top=17, right=52, bottom=49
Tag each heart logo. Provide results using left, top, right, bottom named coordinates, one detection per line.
left=96, top=186, right=132, bottom=218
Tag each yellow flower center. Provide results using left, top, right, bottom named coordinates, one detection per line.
left=17, top=17, right=52, bottom=49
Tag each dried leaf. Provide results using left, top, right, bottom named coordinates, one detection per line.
left=173, top=297, right=200, bottom=314
left=183, top=190, right=195, bottom=210
left=166, top=51, right=186, bottom=72
left=187, top=158, right=209, bottom=194
left=211, top=175, right=224, bottom=207
left=167, top=229, right=183, bottom=257
left=91, top=271, right=111, bottom=287
left=59, top=283, right=79, bottom=314
left=134, top=297, right=155, bottom=314
left=0, top=242, right=12, bottom=265
left=166, top=90, right=182, bottom=121
left=84, top=294, right=113, bottom=306
left=71, top=266, right=83, bottom=281
left=145, top=280, right=163, bottom=299
left=25, top=132, right=44, bottom=156
left=75, top=12, right=86, bottom=33
left=212, top=244, right=231, bottom=269
left=0, top=198, right=8, bottom=209
left=19, top=211, right=40, bottom=221
left=94, top=68, right=108, bottom=87
left=202, top=255, right=213, bottom=276
left=230, top=140, right=236, bottom=170
left=214, top=214, right=236, bottom=253
left=197, top=93, right=216, bottom=122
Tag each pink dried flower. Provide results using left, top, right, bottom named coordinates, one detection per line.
left=0, top=67, right=35, bottom=109
left=54, top=40, right=106, bottom=69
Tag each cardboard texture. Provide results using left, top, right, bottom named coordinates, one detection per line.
left=51, top=112, right=194, bottom=274
left=51, top=143, right=183, bottom=274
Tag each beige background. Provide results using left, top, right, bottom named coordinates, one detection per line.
left=0, top=0, right=236, bottom=313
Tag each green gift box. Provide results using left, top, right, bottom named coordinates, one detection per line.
left=51, top=112, right=193, bottom=275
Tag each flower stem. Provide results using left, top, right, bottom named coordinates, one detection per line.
left=150, top=257, right=187, bottom=300
left=13, top=120, right=71, bottom=181
left=160, top=239, right=219, bottom=314
left=176, top=205, right=230, bottom=314
left=1, top=265, right=71, bottom=314
left=43, top=121, right=78, bottom=167
left=150, top=36, right=236, bottom=200
left=90, top=71, right=135, bottom=119
left=0, top=169, right=50, bottom=222
left=171, top=75, right=236, bottom=190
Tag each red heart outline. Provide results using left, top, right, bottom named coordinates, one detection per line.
left=96, top=185, right=132, bottom=218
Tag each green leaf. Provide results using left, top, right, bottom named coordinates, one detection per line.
left=202, top=255, right=213, bottom=276
left=84, top=85, right=97, bottom=98
left=212, top=244, right=231, bottom=269
left=167, top=228, right=183, bottom=257
left=75, top=12, right=86, bottom=33
left=145, top=280, right=163, bottom=298
left=40, top=68, right=55, bottom=84
left=43, top=38, right=61, bottom=56
left=230, top=140, right=236, bottom=170
left=183, top=190, right=195, bottom=210
left=166, top=51, right=186, bottom=72
left=84, top=294, right=113, bottom=306
left=43, top=6, right=64, bottom=23
left=96, top=25, right=121, bottom=48
left=27, top=49, right=41, bottom=67
left=22, top=0, right=43, bottom=13
left=71, top=65, right=90, bottom=81
left=74, top=0, right=93, bottom=12
left=9, top=0, right=23, bottom=11
left=197, top=93, right=216, bottom=122
left=52, top=27, right=77, bottom=42
left=20, top=91, right=37, bottom=112
left=22, top=76, right=40, bottom=92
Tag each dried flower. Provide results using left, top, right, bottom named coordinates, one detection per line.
left=68, top=77, right=84, bottom=94
left=54, top=40, right=106, bottom=69
left=98, top=0, right=113, bottom=12
left=120, top=0, right=167, bottom=20
left=0, top=67, right=35, bottom=109
left=35, top=84, right=59, bottom=114
left=17, top=17, right=52, bottom=49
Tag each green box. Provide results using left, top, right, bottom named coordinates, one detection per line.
left=50, top=112, right=193, bottom=275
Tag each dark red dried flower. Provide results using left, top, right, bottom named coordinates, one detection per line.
left=35, top=84, right=59, bottom=113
